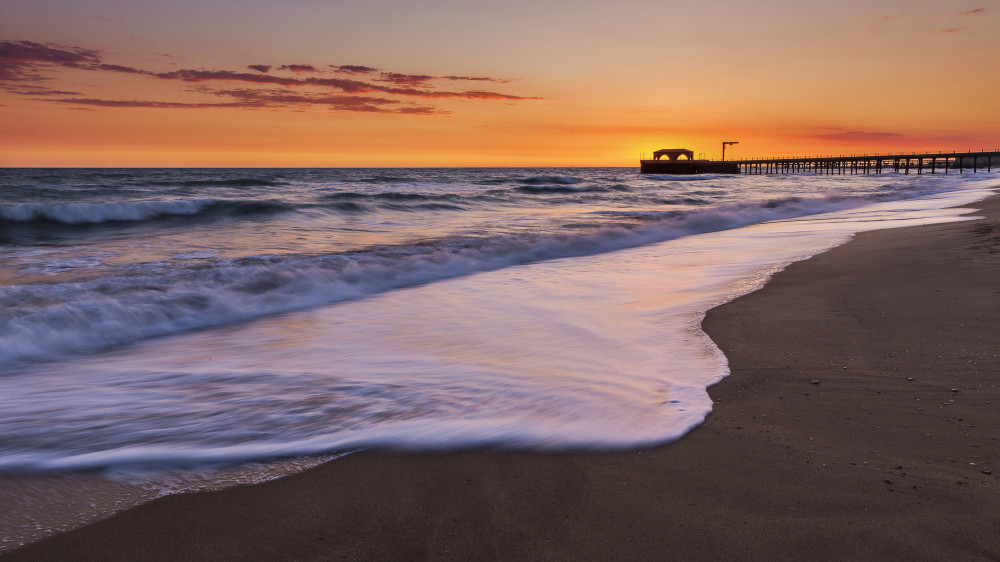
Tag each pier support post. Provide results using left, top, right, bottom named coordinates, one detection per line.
left=721, top=150, right=995, bottom=177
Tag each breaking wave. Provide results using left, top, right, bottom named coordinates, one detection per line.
left=0, top=199, right=293, bottom=226
left=0, top=195, right=870, bottom=367
left=144, top=178, right=287, bottom=188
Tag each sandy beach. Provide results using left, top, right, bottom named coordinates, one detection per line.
left=4, top=192, right=999, bottom=561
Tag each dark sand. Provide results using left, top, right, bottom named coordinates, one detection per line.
left=5, top=195, right=1000, bottom=561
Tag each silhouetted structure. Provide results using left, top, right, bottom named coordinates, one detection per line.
left=652, top=148, right=695, bottom=161
left=641, top=148, right=740, bottom=174
left=734, top=150, right=999, bottom=175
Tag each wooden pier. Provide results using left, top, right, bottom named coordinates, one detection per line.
left=734, top=150, right=1000, bottom=175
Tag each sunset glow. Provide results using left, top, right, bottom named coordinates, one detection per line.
left=2, top=0, right=997, bottom=167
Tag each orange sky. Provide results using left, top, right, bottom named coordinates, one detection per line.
left=1, top=0, right=997, bottom=166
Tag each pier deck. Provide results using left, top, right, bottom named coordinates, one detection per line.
left=734, top=150, right=999, bottom=175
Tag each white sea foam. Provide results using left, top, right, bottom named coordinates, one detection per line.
left=0, top=194, right=951, bottom=367
left=3, top=167, right=997, bottom=552
left=0, top=185, right=992, bottom=473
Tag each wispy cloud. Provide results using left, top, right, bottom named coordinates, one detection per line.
left=444, top=75, right=509, bottom=83
left=814, top=130, right=904, bottom=143
left=21, top=89, right=84, bottom=95
left=277, top=64, right=318, bottom=73
left=0, top=40, right=101, bottom=80
left=812, top=129, right=986, bottom=148
left=936, top=7, right=987, bottom=33
left=377, top=72, right=435, bottom=86
left=0, top=40, right=541, bottom=114
left=204, top=87, right=441, bottom=114
left=40, top=91, right=440, bottom=114
left=375, top=72, right=510, bottom=86
left=37, top=97, right=246, bottom=109
left=956, top=8, right=987, bottom=17
left=329, top=64, right=510, bottom=85
left=331, top=65, right=378, bottom=74
left=1, top=83, right=83, bottom=96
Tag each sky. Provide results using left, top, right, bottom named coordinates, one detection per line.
left=1, top=0, right=997, bottom=166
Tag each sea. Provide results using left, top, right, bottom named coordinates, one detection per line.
left=1, top=166, right=997, bottom=548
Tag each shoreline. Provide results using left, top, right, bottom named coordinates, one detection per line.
left=5, top=192, right=1000, bottom=560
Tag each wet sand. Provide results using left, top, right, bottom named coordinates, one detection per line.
left=5, top=194, right=999, bottom=561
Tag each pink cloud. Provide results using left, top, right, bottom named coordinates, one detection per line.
left=39, top=97, right=246, bottom=109
left=12, top=88, right=83, bottom=96
left=956, top=8, right=986, bottom=16
left=814, top=130, right=904, bottom=143
left=278, top=64, right=318, bottom=73
left=0, top=40, right=100, bottom=66
left=94, top=63, right=152, bottom=75
left=0, top=40, right=101, bottom=80
left=3, top=40, right=541, bottom=114
left=156, top=69, right=303, bottom=87
left=42, top=89, right=442, bottom=115
left=377, top=72, right=435, bottom=86
left=153, top=69, right=540, bottom=100
left=812, top=130, right=988, bottom=148
left=207, top=87, right=435, bottom=113
left=443, top=75, right=510, bottom=84
left=332, top=65, right=378, bottom=74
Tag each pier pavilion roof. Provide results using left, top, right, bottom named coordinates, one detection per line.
left=653, top=148, right=694, bottom=161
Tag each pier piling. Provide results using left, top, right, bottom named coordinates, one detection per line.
left=733, top=150, right=999, bottom=175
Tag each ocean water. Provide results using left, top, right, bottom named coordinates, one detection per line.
left=0, top=167, right=997, bottom=546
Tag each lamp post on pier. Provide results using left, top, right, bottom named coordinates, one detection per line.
left=722, top=141, right=739, bottom=161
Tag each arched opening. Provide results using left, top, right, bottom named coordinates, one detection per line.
left=652, top=149, right=695, bottom=161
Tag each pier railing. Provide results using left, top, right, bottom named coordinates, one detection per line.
left=733, top=149, right=999, bottom=175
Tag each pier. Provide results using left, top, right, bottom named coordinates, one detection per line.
left=734, top=150, right=1000, bottom=175
left=639, top=148, right=741, bottom=174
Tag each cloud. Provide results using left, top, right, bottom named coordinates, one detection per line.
left=0, top=40, right=100, bottom=66
left=814, top=130, right=905, bottom=143
left=1, top=82, right=83, bottom=96
left=10, top=88, right=83, bottom=96
left=156, top=68, right=304, bottom=87
left=94, top=63, right=152, bottom=75
left=443, top=75, right=510, bottom=84
left=377, top=72, right=435, bottom=86
left=938, top=28, right=962, bottom=33
left=205, top=87, right=442, bottom=114
left=149, top=69, right=540, bottom=100
left=956, top=8, right=986, bottom=16
left=331, top=65, right=378, bottom=74
left=375, top=71, right=510, bottom=86
left=278, top=64, right=318, bottom=73
left=42, top=89, right=442, bottom=115
left=38, top=97, right=246, bottom=109
left=332, top=65, right=509, bottom=84
left=2, top=40, right=541, bottom=114
left=0, top=40, right=101, bottom=80
left=429, top=89, right=540, bottom=101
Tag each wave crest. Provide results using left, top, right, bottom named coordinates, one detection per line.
left=0, top=195, right=863, bottom=367
left=0, top=199, right=292, bottom=226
